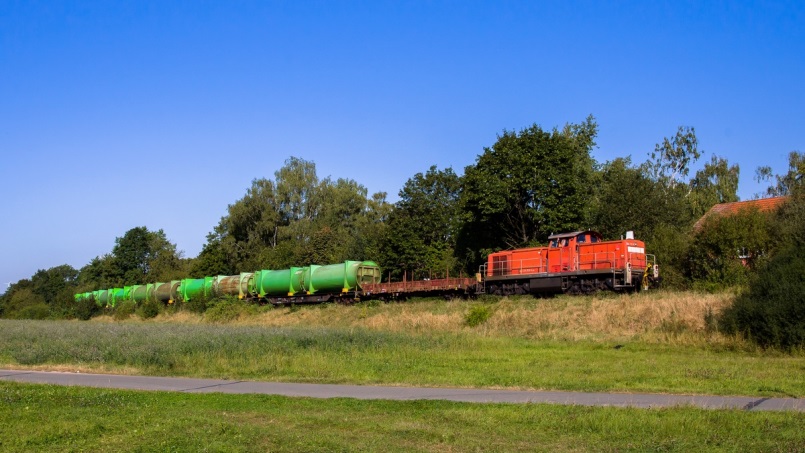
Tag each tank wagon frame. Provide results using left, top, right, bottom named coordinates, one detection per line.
left=74, top=231, right=660, bottom=307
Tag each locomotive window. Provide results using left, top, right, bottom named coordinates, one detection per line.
left=578, top=235, right=586, bottom=243
left=550, top=239, right=558, bottom=248
left=590, top=236, right=598, bottom=243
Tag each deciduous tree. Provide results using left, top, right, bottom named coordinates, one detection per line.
left=458, top=116, right=598, bottom=265
left=689, top=155, right=740, bottom=219
left=382, top=166, right=461, bottom=279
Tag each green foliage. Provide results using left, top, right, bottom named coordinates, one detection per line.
left=189, top=238, right=235, bottom=276
left=590, top=157, right=669, bottom=240
left=113, top=300, right=137, bottom=320
left=459, top=116, right=598, bottom=265
left=689, top=155, right=740, bottom=219
left=719, top=243, right=805, bottom=350
left=113, top=226, right=185, bottom=284
left=688, top=208, right=771, bottom=288
left=772, top=188, right=805, bottom=250
left=382, top=166, right=462, bottom=279
left=0, top=283, right=48, bottom=319
left=643, top=224, right=690, bottom=290
left=208, top=157, right=389, bottom=272
left=76, top=255, right=119, bottom=290
left=70, top=294, right=101, bottom=320
left=78, top=227, right=185, bottom=289
left=646, top=125, right=701, bottom=187
left=465, top=304, right=493, bottom=327
left=203, top=297, right=257, bottom=323
left=30, top=265, right=78, bottom=306
left=1, top=265, right=86, bottom=319
left=182, top=294, right=212, bottom=314
left=11, top=302, right=51, bottom=320
left=756, top=151, right=805, bottom=197
left=136, top=299, right=162, bottom=319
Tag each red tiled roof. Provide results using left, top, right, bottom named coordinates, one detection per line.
left=694, top=196, right=788, bottom=231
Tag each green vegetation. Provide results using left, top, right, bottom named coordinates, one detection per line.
left=1, top=293, right=804, bottom=397
left=2, top=381, right=804, bottom=452
left=721, top=242, right=805, bottom=350
left=464, top=303, right=493, bottom=327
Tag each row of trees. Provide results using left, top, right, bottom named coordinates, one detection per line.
left=0, top=227, right=188, bottom=319
left=2, top=116, right=803, bottom=335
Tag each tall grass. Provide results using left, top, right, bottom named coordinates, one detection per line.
left=150, top=290, right=743, bottom=346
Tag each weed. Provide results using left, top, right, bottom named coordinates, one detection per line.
left=703, top=305, right=718, bottom=334
left=465, top=304, right=492, bottom=327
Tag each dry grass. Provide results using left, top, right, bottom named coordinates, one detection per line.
left=148, top=290, right=742, bottom=345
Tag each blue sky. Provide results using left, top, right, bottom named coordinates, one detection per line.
left=1, top=1, right=803, bottom=290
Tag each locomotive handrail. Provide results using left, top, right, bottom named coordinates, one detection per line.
left=626, top=253, right=647, bottom=269
left=489, top=250, right=628, bottom=278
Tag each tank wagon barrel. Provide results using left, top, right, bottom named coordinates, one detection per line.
left=76, top=260, right=384, bottom=307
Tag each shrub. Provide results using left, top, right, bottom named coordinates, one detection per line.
left=136, top=299, right=161, bottom=319
left=204, top=297, right=256, bottom=323
left=719, top=243, right=805, bottom=350
left=183, top=295, right=211, bottom=314
left=12, top=303, right=51, bottom=320
left=113, top=300, right=136, bottom=320
left=465, top=304, right=492, bottom=327
left=71, top=296, right=101, bottom=320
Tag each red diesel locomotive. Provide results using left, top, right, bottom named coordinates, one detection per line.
left=483, top=230, right=659, bottom=296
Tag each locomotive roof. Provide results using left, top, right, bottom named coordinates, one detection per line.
left=548, top=231, right=603, bottom=240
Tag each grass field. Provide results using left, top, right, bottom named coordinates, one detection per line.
left=1, top=381, right=804, bottom=452
left=1, top=291, right=804, bottom=397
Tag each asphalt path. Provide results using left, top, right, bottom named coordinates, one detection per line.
left=2, top=369, right=803, bottom=412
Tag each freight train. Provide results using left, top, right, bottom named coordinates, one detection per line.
left=74, top=230, right=659, bottom=307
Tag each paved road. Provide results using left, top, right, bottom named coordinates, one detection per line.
left=2, top=369, right=803, bottom=412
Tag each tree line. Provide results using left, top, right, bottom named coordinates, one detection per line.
left=2, top=115, right=803, bottom=346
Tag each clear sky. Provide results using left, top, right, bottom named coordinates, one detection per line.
left=1, top=1, right=803, bottom=291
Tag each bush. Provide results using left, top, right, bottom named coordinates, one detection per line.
left=204, top=297, right=257, bottom=323
left=719, top=243, right=805, bottom=350
left=182, top=295, right=212, bottom=314
left=136, top=299, right=161, bottom=319
left=12, top=303, right=51, bottom=320
left=71, top=296, right=101, bottom=320
left=465, top=304, right=493, bottom=327
left=113, top=300, right=136, bottom=320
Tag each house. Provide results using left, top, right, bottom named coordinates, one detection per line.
left=693, top=196, right=788, bottom=266
left=693, top=196, right=788, bottom=231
